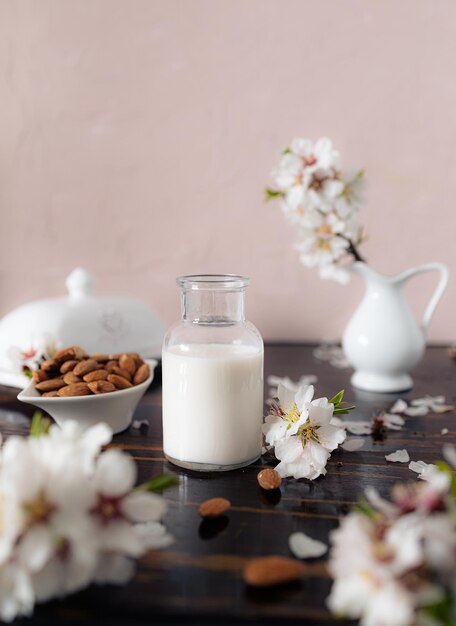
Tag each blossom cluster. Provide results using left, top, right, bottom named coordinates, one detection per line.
left=327, top=446, right=456, bottom=626
left=262, top=384, right=353, bottom=479
left=0, top=416, right=173, bottom=622
left=266, top=137, right=366, bottom=283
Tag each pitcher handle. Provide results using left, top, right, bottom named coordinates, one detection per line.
left=397, top=263, right=449, bottom=334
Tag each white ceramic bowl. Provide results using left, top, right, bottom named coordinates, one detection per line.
left=17, top=359, right=158, bottom=434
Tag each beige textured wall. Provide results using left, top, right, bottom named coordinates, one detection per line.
left=0, top=0, right=455, bottom=341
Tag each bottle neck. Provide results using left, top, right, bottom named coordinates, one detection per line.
left=181, top=289, right=246, bottom=324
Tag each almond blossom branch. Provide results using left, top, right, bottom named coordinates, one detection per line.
left=266, top=137, right=367, bottom=284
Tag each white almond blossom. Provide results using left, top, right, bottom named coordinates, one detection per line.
left=297, top=223, right=349, bottom=269
left=289, top=137, right=340, bottom=174
left=0, top=417, right=175, bottom=622
left=263, top=383, right=314, bottom=449
left=327, top=514, right=420, bottom=626
left=328, top=450, right=456, bottom=626
left=334, top=170, right=365, bottom=218
left=318, top=262, right=351, bottom=285
left=273, top=151, right=305, bottom=191
left=274, top=397, right=346, bottom=480
left=263, top=384, right=348, bottom=480
left=6, top=333, right=58, bottom=378
left=90, top=448, right=170, bottom=559
left=267, top=136, right=366, bottom=282
left=308, top=177, right=344, bottom=214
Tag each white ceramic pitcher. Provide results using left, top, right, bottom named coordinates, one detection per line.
left=342, top=262, right=449, bottom=392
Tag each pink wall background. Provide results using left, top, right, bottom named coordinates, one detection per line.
left=0, top=0, right=455, bottom=342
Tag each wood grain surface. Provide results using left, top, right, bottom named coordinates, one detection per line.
left=1, top=344, right=454, bottom=626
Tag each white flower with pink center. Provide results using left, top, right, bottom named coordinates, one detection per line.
left=263, top=383, right=348, bottom=480
left=0, top=418, right=174, bottom=622
left=266, top=136, right=366, bottom=282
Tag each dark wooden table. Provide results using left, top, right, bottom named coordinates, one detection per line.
left=1, top=344, right=454, bottom=626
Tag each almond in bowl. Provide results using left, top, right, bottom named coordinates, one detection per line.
left=17, top=346, right=157, bottom=434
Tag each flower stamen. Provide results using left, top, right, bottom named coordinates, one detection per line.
left=303, top=155, right=317, bottom=167
left=23, top=491, right=54, bottom=524
left=91, top=495, right=125, bottom=525
left=297, top=422, right=321, bottom=446
left=283, top=403, right=301, bottom=424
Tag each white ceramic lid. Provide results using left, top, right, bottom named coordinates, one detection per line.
left=0, top=268, right=165, bottom=388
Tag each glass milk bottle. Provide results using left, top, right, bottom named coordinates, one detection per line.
left=162, top=275, right=264, bottom=471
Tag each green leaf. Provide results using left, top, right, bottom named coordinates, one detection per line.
left=353, top=498, right=376, bottom=518
left=421, top=593, right=454, bottom=626
left=329, top=390, right=345, bottom=406
left=282, top=147, right=291, bottom=155
left=264, top=188, right=284, bottom=201
left=141, top=473, right=179, bottom=493
left=333, top=406, right=356, bottom=415
left=329, top=390, right=355, bottom=416
left=23, top=368, right=33, bottom=379
left=29, top=411, right=51, bottom=437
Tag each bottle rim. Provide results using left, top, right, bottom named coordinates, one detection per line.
left=176, top=274, right=250, bottom=290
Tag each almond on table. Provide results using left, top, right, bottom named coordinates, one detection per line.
left=257, top=468, right=282, bottom=490
left=199, top=497, right=231, bottom=518
left=243, top=556, right=305, bottom=587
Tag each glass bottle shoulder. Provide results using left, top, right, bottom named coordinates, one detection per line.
left=163, top=319, right=263, bottom=355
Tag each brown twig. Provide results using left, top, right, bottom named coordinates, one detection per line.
left=344, top=238, right=366, bottom=263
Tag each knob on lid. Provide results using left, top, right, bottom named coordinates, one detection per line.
left=66, top=268, right=95, bottom=298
